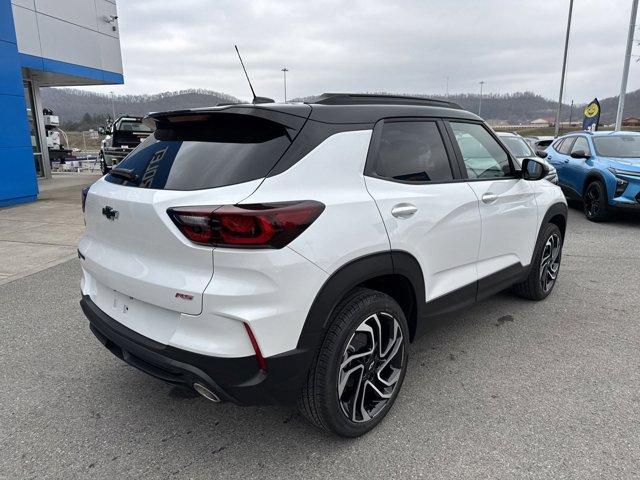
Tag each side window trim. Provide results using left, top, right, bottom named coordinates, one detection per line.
left=363, top=117, right=464, bottom=185
left=442, top=119, right=518, bottom=181
left=552, top=138, right=564, bottom=152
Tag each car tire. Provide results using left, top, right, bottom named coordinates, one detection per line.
left=583, top=180, right=611, bottom=222
left=298, top=288, right=409, bottom=437
left=512, top=223, right=563, bottom=301
left=100, top=155, right=110, bottom=175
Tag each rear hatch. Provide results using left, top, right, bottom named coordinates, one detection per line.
left=80, top=105, right=311, bottom=318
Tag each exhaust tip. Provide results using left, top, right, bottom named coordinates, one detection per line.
left=193, top=383, right=221, bottom=403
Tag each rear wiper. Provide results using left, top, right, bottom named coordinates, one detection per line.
left=110, top=167, right=138, bottom=182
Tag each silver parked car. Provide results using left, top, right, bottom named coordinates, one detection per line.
left=497, top=132, right=558, bottom=184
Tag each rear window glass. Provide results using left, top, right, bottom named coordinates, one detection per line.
left=558, top=137, right=576, bottom=155
left=117, top=120, right=153, bottom=132
left=105, top=113, right=293, bottom=190
left=372, top=121, right=453, bottom=183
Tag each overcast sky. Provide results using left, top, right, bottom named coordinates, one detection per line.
left=83, top=0, right=639, bottom=103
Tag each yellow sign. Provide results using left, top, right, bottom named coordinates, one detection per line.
left=584, top=101, right=600, bottom=118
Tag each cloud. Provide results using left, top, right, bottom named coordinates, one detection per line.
left=82, top=0, right=639, bottom=103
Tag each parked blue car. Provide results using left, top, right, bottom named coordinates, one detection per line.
left=545, top=131, right=640, bottom=221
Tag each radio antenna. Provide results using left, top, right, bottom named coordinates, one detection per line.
left=234, top=45, right=274, bottom=104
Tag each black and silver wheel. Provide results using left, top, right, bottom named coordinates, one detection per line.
left=539, top=232, right=561, bottom=294
left=513, top=223, right=563, bottom=301
left=298, top=288, right=409, bottom=437
left=583, top=180, right=610, bottom=222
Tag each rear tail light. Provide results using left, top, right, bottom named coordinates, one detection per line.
left=167, top=200, right=325, bottom=248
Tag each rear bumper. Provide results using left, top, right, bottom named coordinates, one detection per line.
left=80, top=295, right=313, bottom=405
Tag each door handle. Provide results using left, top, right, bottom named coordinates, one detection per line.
left=563, top=159, right=569, bottom=163
left=391, top=203, right=418, bottom=218
left=481, top=193, right=498, bottom=204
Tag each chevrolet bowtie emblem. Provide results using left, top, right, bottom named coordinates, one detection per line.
left=102, top=206, right=119, bottom=220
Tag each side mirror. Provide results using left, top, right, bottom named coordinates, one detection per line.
left=536, top=149, right=548, bottom=158
left=522, top=158, right=549, bottom=181
left=570, top=150, right=589, bottom=159
left=97, top=126, right=106, bottom=135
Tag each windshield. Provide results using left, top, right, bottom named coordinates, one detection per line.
left=501, top=136, right=534, bottom=158
left=593, top=135, right=640, bottom=158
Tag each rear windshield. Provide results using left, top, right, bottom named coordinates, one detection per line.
left=501, top=136, right=534, bottom=158
left=105, top=113, right=293, bottom=190
left=117, top=119, right=153, bottom=132
left=593, top=135, right=640, bottom=158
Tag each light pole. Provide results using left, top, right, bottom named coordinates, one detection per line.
left=281, top=68, right=289, bottom=102
left=478, top=81, right=485, bottom=116
left=615, top=0, right=639, bottom=131
left=554, top=0, right=574, bottom=138
left=109, top=91, right=116, bottom=121
left=569, top=99, right=574, bottom=128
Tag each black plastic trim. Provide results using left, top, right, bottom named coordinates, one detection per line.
left=477, top=263, right=529, bottom=301
left=297, top=252, right=395, bottom=353
left=538, top=202, right=568, bottom=238
left=80, top=296, right=312, bottom=405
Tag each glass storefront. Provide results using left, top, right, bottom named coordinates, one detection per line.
left=23, top=80, right=44, bottom=177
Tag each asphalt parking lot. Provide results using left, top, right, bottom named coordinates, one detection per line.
left=2, top=207, right=639, bottom=479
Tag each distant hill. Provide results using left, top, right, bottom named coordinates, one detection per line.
left=41, top=87, right=640, bottom=130
left=40, top=88, right=242, bottom=129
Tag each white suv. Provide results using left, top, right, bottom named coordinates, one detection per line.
left=79, top=94, right=567, bottom=437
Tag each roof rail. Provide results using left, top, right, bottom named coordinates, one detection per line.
left=312, top=93, right=462, bottom=109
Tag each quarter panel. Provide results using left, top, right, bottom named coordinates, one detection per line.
left=243, top=129, right=390, bottom=275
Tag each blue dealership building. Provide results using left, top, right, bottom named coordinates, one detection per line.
left=0, top=0, right=123, bottom=207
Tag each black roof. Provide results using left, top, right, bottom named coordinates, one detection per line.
left=148, top=93, right=480, bottom=126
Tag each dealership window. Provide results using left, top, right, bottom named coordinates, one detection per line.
left=23, top=80, right=44, bottom=177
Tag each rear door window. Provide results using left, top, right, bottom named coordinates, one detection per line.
left=370, top=120, right=454, bottom=183
left=106, top=113, right=299, bottom=190
left=558, top=137, right=576, bottom=155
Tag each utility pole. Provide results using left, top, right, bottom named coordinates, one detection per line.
left=281, top=68, right=289, bottom=102
left=554, top=0, right=574, bottom=138
left=615, top=0, right=639, bottom=131
left=478, top=81, right=485, bottom=116
left=446, top=76, right=449, bottom=99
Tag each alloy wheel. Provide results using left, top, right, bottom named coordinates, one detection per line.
left=540, top=233, right=561, bottom=293
left=337, top=312, right=404, bottom=423
left=584, top=184, right=601, bottom=218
